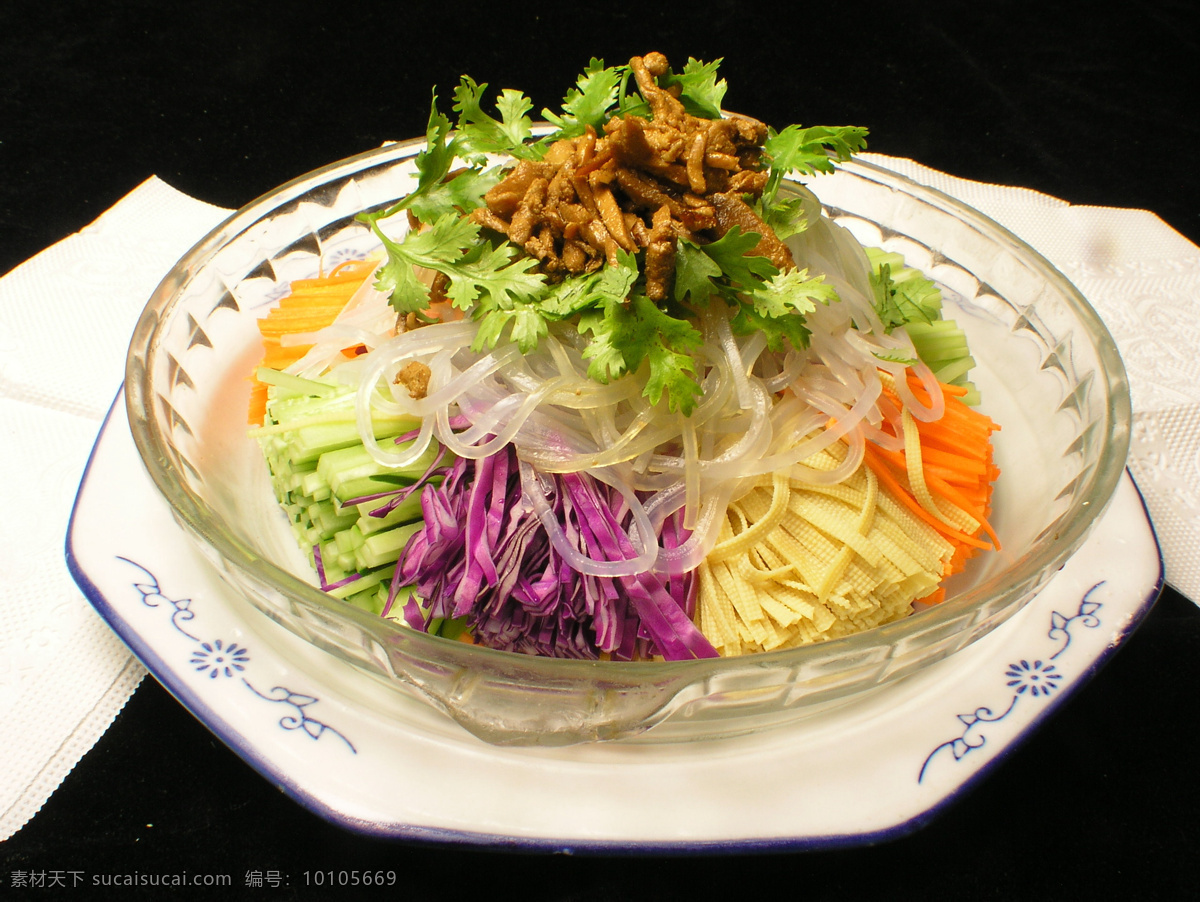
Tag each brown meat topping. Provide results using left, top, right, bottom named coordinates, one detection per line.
left=395, top=361, right=432, bottom=400
left=468, top=53, right=792, bottom=302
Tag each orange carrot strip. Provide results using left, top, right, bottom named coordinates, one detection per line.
left=923, top=470, right=1001, bottom=550
left=874, top=443, right=987, bottom=483
left=919, top=445, right=989, bottom=473
left=906, top=372, right=970, bottom=400
left=247, top=262, right=377, bottom=423
left=247, top=382, right=269, bottom=425
left=862, top=445, right=993, bottom=550
left=866, top=370, right=1002, bottom=584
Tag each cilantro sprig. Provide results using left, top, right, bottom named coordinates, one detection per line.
left=542, top=59, right=623, bottom=138
left=364, top=92, right=501, bottom=226
left=361, top=55, right=868, bottom=416
left=579, top=266, right=705, bottom=415
left=734, top=268, right=840, bottom=350
left=451, top=76, right=540, bottom=161
left=760, top=124, right=869, bottom=214
left=660, top=57, right=728, bottom=119
left=676, top=230, right=838, bottom=353
left=365, top=212, right=546, bottom=322
left=870, top=261, right=940, bottom=331
left=542, top=55, right=730, bottom=133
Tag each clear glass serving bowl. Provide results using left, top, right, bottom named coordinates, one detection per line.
left=126, top=139, right=1131, bottom=746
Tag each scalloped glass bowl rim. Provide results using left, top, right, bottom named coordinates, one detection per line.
left=125, top=141, right=1132, bottom=686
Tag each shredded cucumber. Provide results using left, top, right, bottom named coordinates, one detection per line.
left=255, top=373, right=438, bottom=614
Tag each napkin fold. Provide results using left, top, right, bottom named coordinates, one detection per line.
left=2, top=160, right=1197, bottom=842
left=0, top=178, right=230, bottom=841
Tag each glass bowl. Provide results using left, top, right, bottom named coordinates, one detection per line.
left=125, top=139, right=1131, bottom=746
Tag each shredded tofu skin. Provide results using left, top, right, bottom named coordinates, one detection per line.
left=696, top=442, right=955, bottom=655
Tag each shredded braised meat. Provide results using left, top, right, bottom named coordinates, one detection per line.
left=395, top=360, right=432, bottom=399
left=468, top=52, right=793, bottom=302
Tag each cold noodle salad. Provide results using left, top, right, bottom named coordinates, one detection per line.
left=249, top=53, right=1000, bottom=661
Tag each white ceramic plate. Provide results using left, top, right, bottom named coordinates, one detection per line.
left=68, top=392, right=1161, bottom=851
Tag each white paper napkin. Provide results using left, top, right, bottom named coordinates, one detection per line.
left=2, top=159, right=1198, bottom=842
left=0, top=178, right=230, bottom=841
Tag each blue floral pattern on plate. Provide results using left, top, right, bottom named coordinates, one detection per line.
left=190, top=639, right=250, bottom=679
left=118, top=556, right=355, bottom=754
left=918, top=582, right=1105, bottom=783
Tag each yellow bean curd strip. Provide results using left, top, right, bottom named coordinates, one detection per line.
left=696, top=442, right=954, bottom=656
left=900, top=406, right=980, bottom=536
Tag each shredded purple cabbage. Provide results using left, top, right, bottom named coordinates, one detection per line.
left=392, top=444, right=717, bottom=661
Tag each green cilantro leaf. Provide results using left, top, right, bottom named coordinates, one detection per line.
left=673, top=241, right=724, bottom=304
left=370, top=214, right=478, bottom=314
left=731, top=303, right=814, bottom=352
left=892, top=270, right=942, bottom=321
left=471, top=303, right=550, bottom=354
left=765, top=124, right=870, bottom=176
left=452, top=76, right=539, bottom=161
left=411, top=94, right=457, bottom=195
left=761, top=196, right=810, bottom=241
left=746, top=267, right=838, bottom=320
left=645, top=343, right=704, bottom=413
left=761, top=124, right=868, bottom=208
left=359, top=92, right=505, bottom=226
left=472, top=250, right=639, bottom=355
left=407, top=166, right=502, bottom=225
left=542, top=59, right=622, bottom=138
left=589, top=248, right=641, bottom=307
left=871, top=263, right=903, bottom=331
left=697, top=227, right=780, bottom=289
left=472, top=306, right=511, bottom=350
left=579, top=289, right=704, bottom=414
left=538, top=271, right=604, bottom=320
left=508, top=306, right=550, bottom=352
left=392, top=214, right=480, bottom=266
left=662, top=57, right=727, bottom=119
left=642, top=350, right=704, bottom=416
left=871, top=262, right=937, bottom=332
left=760, top=182, right=822, bottom=242
left=364, top=92, right=455, bottom=222
left=613, top=64, right=650, bottom=119
left=732, top=268, right=838, bottom=352
left=369, top=213, right=545, bottom=320
left=373, top=252, right=434, bottom=316
left=621, top=295, right=703, bottom=373
left=444, top=240, right=544, bottom=311
left=872, top=348, right=919, bottom=365
left=536, top=247, right=639, bottom=320
left=577, top=301, right=628, bottom=383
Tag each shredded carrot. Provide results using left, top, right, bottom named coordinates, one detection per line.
left=861, top=371, right=1001, bottom=598
left=863, top=444, right=993, bottom=550
left=247, top=258, right=378, bottom=424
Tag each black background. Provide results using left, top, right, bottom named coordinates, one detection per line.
left=3, top=2, right=1199, bottom=899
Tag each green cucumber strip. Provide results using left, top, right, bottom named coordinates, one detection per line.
left=328, top=563, right=397, bottom=601
left=356, top=493, right=425, bottom=536
left=933, top=355, right=977, bottom=385
left=335, top=524, right=364, bottom=555
left=355, top=521, right=424, bottom=570
left=319, top=440, right=443, bottom=503
left=380, top=583, right=412, bottom=620
left=255, top=367, right=339, bottom=398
